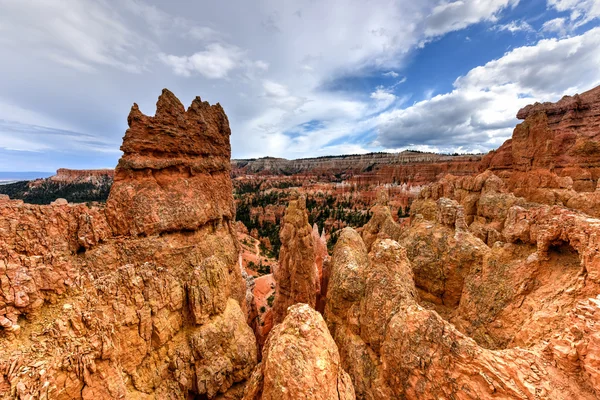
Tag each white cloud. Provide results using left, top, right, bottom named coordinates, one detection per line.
left=424, top=0, right=520, bottom=37
left=0, top=0, right=151, bottom=73
left=494, top=20, right=534, bottom=33
left=547, top=0, right=600, bottom=26
left=159, top=43, right=250, bottom=79
left=376, top=27, right=600, bottom=152
left=383, top=71, right=400, bottom=78
left=370, top=87, right=397, bottom=110
left=542, top=18, right=568, bottom=36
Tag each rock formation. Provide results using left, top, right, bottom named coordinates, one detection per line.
left=360, top=190, right=403, bottom=251
left=243, top=303, right=355, bottom=400
left=312, top=223, right=329, bottom=313
left=481, top=85, right=600, bottom=215
left=232, top=151, right=482, bottom=186
left=106, top=89, right=235, bottom=237
left=325, top=229, right=599, bottom=398
left=271, top=196, right=318, bottom=324
left=51, top=169, right=114, bottom=183
left=0, top=90, right=256, bottom=399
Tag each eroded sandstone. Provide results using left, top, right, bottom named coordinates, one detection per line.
left=0, top=90, right=255, bottom=399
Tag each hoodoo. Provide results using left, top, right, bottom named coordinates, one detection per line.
left=0, top=90, right=255, bottom=399
left=271, top=195, right=318, bottom=324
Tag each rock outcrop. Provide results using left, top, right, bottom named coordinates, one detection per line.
left=51, top=169, right=114, bottom=183
left=360, top=190, right=403, bottom=251
left=0, top=90, right=256, bottom=399
left=481, top=85, right=600, bottom=214
left=271, top=196, right=318, bottom=324
left=325, top=229, right=599, bottom=399
left=106, top=89, right=235, bottom=237
left=243, top=303, right=355, bottom=400
left=312, top=223, right=329, bottom=313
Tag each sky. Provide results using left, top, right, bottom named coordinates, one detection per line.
left=0, top=0, right=599, bottom=172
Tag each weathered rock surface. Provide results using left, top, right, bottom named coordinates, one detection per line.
left=106, top=88, right=235, bottom=237
left=312, top=223, right=329, bottom=313
left=271, top=196, right=318, bottom=324
left=51, top=169, right=114, bottom=183
left=481, top=85, right=600, bottom=214
left=325, top=231, right=599, bottom=399
left=361, top=190, right=403, bottom=251
left=243, top=303, right=355, bottom=400
left=0, top=90, right=256, bottom=399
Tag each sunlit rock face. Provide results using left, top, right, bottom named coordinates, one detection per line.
left=0, top=90, right=255, bottom=399
left=319, top=86, right=600, bottom=400
left=271, top=196, right=319, bottom=325
left=243, top=303, right=355, bottom=400
left=481, top=85, right=600, bottom=216
left=106, top=88, right=235, bottom=237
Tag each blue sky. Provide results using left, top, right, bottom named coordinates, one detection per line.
left=0, top=0, right=599, bottom=172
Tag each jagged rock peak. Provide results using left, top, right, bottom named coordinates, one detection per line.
left=121, top=88, right=231, bottom=161
left=516, top=85, right=600, bottom=120
left=272, top=197, right=317, bottom=324
left=106, top=89, right=235, bottom=236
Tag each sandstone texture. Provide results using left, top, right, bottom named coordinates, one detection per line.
left=51, top=169, right=114, bottom=183
left=325, top=229, right=599, bottom=399
left=242, top=303, right=355, bottom=400
left=481, top=85, right=600, bottom=215
left=0, top=90, right=256, bottom=399
left=106, top=89, right=235, bottom=237
left=361, top=190, right=403, bottom=251
left=271, top=196, right=318, bottom=324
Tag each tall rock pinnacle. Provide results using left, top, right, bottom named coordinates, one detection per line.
left=106, top=88, right=235, bottom=236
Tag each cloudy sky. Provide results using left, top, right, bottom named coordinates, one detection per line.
left=0, top=0, right=599, bottom=172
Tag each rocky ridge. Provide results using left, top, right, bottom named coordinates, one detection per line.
left=51, top=169, right=114, bottom=183
left=481, top=85, right=600, bottom=215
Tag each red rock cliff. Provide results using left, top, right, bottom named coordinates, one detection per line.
left=482, top=85, right=600, bottom=194
left=51, top=168, right=114, bottom=183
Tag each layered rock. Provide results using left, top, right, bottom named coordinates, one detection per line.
left=51, top=169, right=114, bottom=183
left=232, top=151, right=482, bottom=186
left=271, top=196, right=318, bottom=324
left=480, top=85, right=600, bottom=214
left=243, top=303, right=355, bottom=400
left=0, top=90, right=256, bottom=399
left=106, top=89, right=235, bottom=237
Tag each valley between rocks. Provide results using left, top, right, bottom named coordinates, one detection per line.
left=2, top=86, right=600, bottom=399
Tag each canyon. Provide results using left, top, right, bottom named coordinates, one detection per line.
left=1, top=85, right=600, bottom=399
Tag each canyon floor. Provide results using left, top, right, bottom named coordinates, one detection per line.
left=2, top=86, right=600, bottom=399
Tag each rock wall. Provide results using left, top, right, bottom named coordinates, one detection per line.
left=481, top=85, right=600, bottom=213
left=232, top=152, right=482, bottom=186
left=0, top=90, right=256, bottom=399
